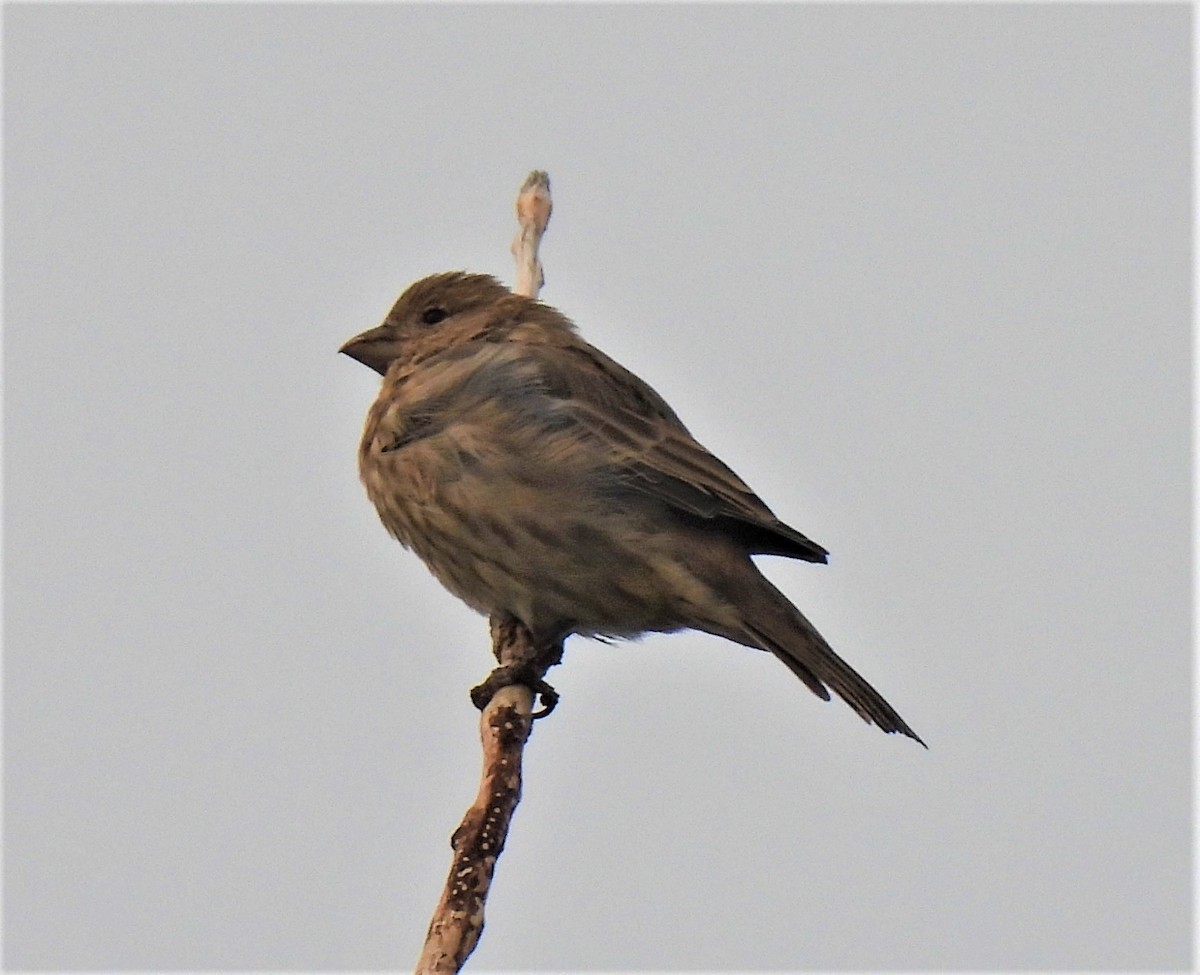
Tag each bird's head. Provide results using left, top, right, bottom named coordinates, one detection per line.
left=339, top=271, right=514, bottom=375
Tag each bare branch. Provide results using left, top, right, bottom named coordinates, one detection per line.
left=414, top=685, right=533, bottom=974
left=414, top=171, right=556, bottom=974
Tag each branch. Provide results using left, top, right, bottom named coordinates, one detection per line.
left=414, top=171, right=556, bottom=975
left=510, top=170, right=552, bottom=298
left=413, top=684, right=532, bottom=974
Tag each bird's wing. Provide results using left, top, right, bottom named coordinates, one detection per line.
left=525, top=340, right=829, bottom=563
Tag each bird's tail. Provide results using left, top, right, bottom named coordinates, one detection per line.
left=734, top=571, right=925, bottom=746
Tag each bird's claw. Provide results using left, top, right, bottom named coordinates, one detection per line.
left=528, top=681, right=559, bottom=719
left=470, top=665, right=559, bottom=719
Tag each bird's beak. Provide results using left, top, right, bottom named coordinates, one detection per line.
left=339, top=324, right=396, bottom=376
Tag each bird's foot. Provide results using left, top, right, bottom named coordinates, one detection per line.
left=470, top=665, right=560, bottom=719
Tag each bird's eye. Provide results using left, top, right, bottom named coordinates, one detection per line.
left=421, top=307, right=448, bottom=325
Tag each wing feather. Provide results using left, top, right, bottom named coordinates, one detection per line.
left=526, top=340, right=829, bottom=563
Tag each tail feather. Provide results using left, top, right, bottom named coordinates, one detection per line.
left=739, top=576, right=925, bottom=747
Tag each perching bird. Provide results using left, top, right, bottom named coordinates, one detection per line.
left=341, top=272, right=922, bottom=744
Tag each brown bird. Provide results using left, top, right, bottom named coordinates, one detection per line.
left=341, top=272, right=922, bottom=744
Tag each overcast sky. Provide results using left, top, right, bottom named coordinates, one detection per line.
left=4, top=4, right=1192, bottom=972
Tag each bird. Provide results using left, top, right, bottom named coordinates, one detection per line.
left=341, top=272, right=923, bottom=744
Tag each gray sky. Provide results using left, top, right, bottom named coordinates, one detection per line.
left=4, top=4, right=1192, bottom=972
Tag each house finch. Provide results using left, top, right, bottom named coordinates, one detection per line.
left=341, top=272, right=922, bottom=744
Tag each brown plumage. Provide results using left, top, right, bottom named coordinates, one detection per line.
left=341, top=272, right=922, bottom=744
